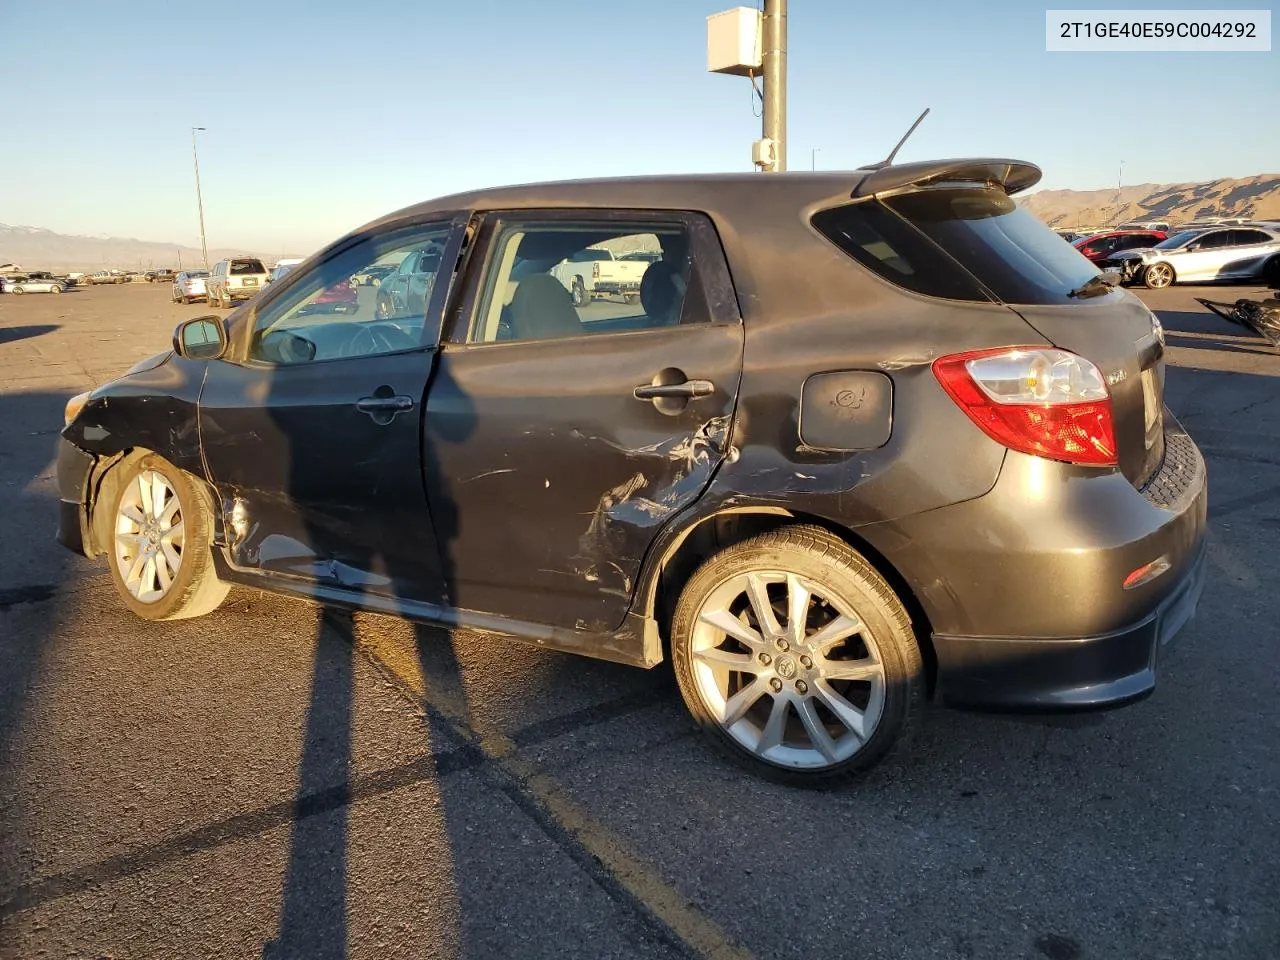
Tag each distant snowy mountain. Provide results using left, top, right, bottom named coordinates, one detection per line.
left=0, top=223, right=302, bottom=271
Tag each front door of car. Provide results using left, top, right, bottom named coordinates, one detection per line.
left=1177, top=229, right=1235, bottom=281
left=423, top=211, right=744, bottom=633
left=198, top=218, right=464, bottom=603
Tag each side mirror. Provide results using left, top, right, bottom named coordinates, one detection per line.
left=173, top=316, right=227, bottom=360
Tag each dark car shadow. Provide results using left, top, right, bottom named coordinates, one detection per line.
left=0, top=325, right=60, bottom=345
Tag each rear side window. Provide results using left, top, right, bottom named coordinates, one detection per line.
left=814, top=187, right=1102, bottom=305
left=811, top=201, right=990, bottom=302
left=231, top=258, right=266, bottom=275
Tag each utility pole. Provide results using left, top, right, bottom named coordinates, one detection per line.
left=191, top=127, right=209, bottom=270
left=811, top=148, right=820, bottom=171
left=761, top=0, right=787, bottom=171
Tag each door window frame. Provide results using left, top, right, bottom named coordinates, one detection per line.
left=438, top=208, right=742, bottom=349
left=223, top=214, right=468, bottom=367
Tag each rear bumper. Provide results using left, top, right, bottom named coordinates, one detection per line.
left=933, top=535, right=1206, bottom=709
left=56, top=438, right=97, bottom=558
left=861, top=416, right=1208, bottom=710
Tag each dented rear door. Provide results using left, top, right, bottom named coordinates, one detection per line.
left=423, top=210, right=744, bottom=633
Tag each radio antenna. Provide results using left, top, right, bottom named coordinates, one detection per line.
left=866, top=107, right=930, bottom=171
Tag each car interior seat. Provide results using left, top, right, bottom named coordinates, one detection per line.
left=508, top=273, right=583, bottom=341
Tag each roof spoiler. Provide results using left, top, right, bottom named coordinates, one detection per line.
left=849, top=158, right=1042, bottom=199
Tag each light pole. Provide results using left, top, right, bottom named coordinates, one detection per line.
left=811, top=148, right=820, bottom=171
left=191, top=127, right=209, bottom=270
left=761, top=0, right=787, bottom=171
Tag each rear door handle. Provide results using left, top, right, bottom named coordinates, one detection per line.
left=633, top=379, right=715, bottom=400
left=356, top=395, right=414, bottom=412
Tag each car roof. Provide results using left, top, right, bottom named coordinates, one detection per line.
left=365, top=159, right=1041, bottom=228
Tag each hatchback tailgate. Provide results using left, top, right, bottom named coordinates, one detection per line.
left=1012, top=292, right=1165, bottom=487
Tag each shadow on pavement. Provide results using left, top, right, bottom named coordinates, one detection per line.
left=0, top=325, right=60, bottom=346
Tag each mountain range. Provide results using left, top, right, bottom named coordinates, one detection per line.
left=0, top=223, right=302, bottom=273
left=1020, top=173, right=1280, bottom=230
left=6, top=173, right=1280, bottom=272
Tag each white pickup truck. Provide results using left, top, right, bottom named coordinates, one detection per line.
left=550, top=248, right=651, bottom=307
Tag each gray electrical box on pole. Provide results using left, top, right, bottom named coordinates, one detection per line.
left=707, top=1, right=787, bottom=172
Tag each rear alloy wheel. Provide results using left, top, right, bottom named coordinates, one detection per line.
left=1263, top=256, right=1280, bottom=288
left=107, top=454, right=228, bottom=621
left=49, top=285, right=61, bottom=294
left=671, top=525, right=922, bottom=784
left=12, top=287, right=24, bottom=295
left=1144, top=262, right=1175, bottom=289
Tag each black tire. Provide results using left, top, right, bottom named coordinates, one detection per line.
left=671, top=525, right=922, bottom=786
left=12, top=287, right=24, bottom=295
left=104, top=453, right=229, bottom=621
left=49, top=285, right=61, bottom=295
left=571, top=276, right=589, bottom=307
left=1263, top=256, right=1280, bottom=289
left=1144, top=262, right=1175, bottom=289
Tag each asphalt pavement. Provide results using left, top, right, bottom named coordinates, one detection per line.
left=1, top=282, right=1277, bottom=960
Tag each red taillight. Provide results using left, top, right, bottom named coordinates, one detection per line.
left=592, top=262, right=600, bottom=279
left=933, top=347, right=1117, bottom=466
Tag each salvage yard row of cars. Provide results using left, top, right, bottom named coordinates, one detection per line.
left=1057, top=220, right=1280, bottom=289
left=57, top=158, right=1210, bottom=783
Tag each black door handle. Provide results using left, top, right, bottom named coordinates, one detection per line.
left=633, top=379, right=715, bottom=400
left=356, top=395, right=414, bottom=412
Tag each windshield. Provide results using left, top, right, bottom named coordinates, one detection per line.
left=1154, top=231, right=1201, bottom=250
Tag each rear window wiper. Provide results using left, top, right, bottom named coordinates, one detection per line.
left=1067, top=275, right=1114, bottom=299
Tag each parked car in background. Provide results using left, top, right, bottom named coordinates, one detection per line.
left=146, top=268, right=177, bottom=283
left=374, top=243, right=445, bottom=320
left=0, top=275, right=28, bottom=293
left=84, top=271, right=126, bottom=285
left=57, top=159, right=1207, bottom=784
left=172, top=271, right=209, bottom=304
left=549, top=246, right=650, bottom=306
left=205, top=257, right=271, bottom=307
left=7, top=276, right=66, bottom=294
left=269, top=262, right=300, bottom=284
left=1117, top=221, right=1171, bottom=233
left=350, top=263, right=396, bottom=287
left=1110, top=226, right=1280, bottom=288
left=1073, top=230, right=1167, bottom=265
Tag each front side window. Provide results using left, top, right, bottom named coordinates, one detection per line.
left=1193, top=231, right=1234, bottom=250
left=249, top=222, right=452, bottom=365
left=466, top=218, right=708, bottom=345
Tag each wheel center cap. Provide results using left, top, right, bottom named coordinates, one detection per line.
left=775, top=655, right=797, bottom=680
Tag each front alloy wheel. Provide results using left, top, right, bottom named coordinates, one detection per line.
left=1144, top=262, right=1175, bottom=289
left=672, top=526, right=921, bottom=784
left=114, top=469, right=185, bottom=604
left=106, top=455, right=228, bottom=621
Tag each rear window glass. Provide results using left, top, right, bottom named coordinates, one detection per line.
left=230, top=259, right=266, bottom=275
left=814, top=187, right=1102, bottom=305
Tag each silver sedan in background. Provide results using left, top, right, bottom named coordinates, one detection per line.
left=171, top=270, right=209, bottom=304
left=4, top=276, right=66, bottom=294
left=1112, top=225, right=1280, bottom=288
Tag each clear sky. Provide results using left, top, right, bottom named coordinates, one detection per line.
left=2, top=0, right=1276, bottom=253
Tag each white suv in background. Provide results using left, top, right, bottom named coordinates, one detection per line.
left=206, top=257, right=271, bottom=307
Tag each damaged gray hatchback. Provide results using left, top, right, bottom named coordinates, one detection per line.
left=58, top=158, right=1207, bottom=783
